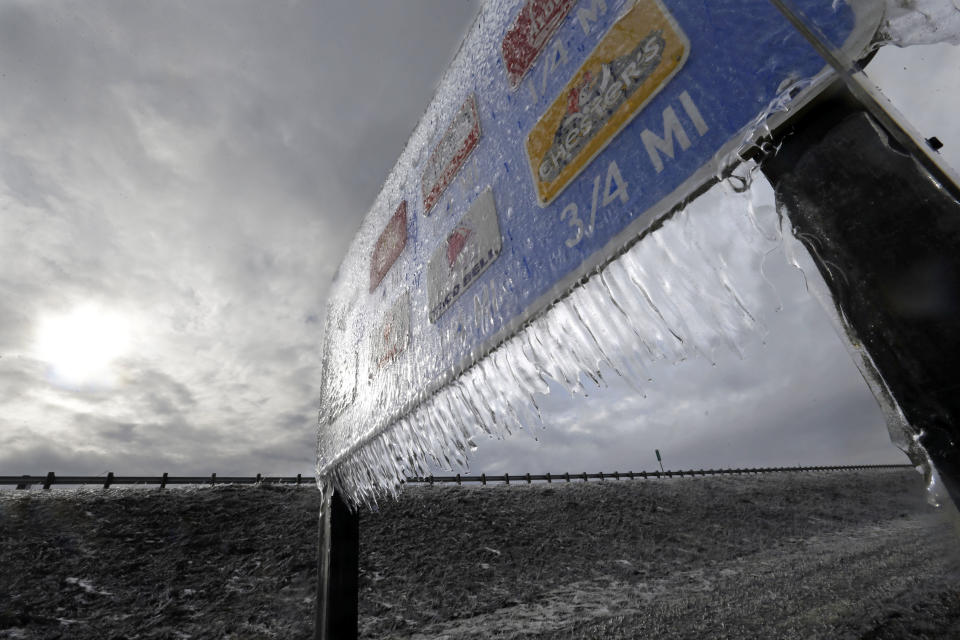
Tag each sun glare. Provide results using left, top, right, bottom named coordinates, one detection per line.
left=36, top=304, right=132, bottom=387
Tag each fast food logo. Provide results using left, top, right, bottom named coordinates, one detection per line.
left=369, top=201, right=407, bottom=293
left=525, top=0, right=688, bottom=205
left=502, top=0, right=577, bottom=89
left=376, top=322, right=396, bottom=369
left=446, top=226, right=472, bottom=268
left=371, top=292, right=410, bottom=373
left=422, top=95, right=481, bottom=214
left=539, top=31, right=665, bottom=184
left=427, top=188, right=501, bottom=324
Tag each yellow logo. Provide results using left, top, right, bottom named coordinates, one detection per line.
left=525, top=0, right=688, bottom=205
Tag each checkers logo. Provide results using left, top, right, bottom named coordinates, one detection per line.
left=525, top=0, right=688, bottom=205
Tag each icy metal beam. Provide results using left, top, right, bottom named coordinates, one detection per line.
left=315, top=480, right=360, bottom=640
left=761, top=84, right=960, bottom=508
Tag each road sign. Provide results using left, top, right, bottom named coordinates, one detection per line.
left=318, top=0, right=878, bottom=474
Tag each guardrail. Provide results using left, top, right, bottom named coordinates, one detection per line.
left=1, top=464, right=912, bottom=490
left=403, top=464, right=913, bottom=484
left=1, top=472, right=309, bottom=490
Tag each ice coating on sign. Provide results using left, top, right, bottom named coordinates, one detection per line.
left=774, top=153, right=957, bottom=510
left=775, top=0, right=960, bottom=52
left=317, top=0, right=951, bottom=508
left=875, top=0, right=960, bottom=47
left=323, top=169, right=782, bottom=507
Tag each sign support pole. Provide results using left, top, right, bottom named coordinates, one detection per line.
left=315, top=477, right=360, bottom=640
left=760, top=83, right=960, bottom=508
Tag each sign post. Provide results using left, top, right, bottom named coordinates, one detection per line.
left=760, top=0, right=960, bottom=505
left=761, top=85, right=960, bottom=506
left=315, top=480, right=359, bottom=640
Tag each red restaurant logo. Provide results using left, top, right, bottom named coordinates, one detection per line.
left=369, top=201, right=407, bottom=292
left=421, top=95, right=481, bottom=215
left=502, top=0, right=576, bottom=89
left=446, top=226, right=472, bottom=268
left=372, top=292, right=410, bottom=372
left=427, top=188, right=502, bottom=323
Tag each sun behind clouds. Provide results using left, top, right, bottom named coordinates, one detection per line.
left=35, top=304, right=132, bottom=388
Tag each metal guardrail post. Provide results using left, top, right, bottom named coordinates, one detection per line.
left=315, top=477, right=359, bottom=640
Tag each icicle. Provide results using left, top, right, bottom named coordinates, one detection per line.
left=875, top=0, right=960, bottom=47
left=317, top=14, right=960, bottom=506
left=320, top=165, right=794, bottom=508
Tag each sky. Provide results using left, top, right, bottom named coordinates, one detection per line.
left=1, top=1, right=957, bottom=481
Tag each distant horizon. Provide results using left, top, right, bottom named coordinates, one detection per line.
left=1, top=459, right=913, bottom=484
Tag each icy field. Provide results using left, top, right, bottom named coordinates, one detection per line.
left=1, top=469, right=958, bottom=639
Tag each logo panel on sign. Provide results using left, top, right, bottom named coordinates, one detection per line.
left=369, top=201, right=408, bottom=293
left=427, top=188, right=502, bottom=324
left=525, top=0, right=688, bottom=205
left=372, top=292, right=411, bottom=373
left=422, top=95, right=482, bottom=215
left=502, top=0, right=577, bottom=90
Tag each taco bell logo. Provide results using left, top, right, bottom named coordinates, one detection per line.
left=446, top=226, right=473, bottom=268
left=427, top=189, right=502, bottom=324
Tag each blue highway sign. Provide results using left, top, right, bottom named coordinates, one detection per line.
left=318, top=0, right=877, bottom=473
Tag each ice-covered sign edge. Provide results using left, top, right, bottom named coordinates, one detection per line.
left=316, top=0, right=882, bottom=483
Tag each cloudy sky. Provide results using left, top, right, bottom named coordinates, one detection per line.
left=1, top=1, right=957, bottom=480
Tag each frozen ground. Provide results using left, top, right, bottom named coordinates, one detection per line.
left=1, top=469, right=958, bottom=639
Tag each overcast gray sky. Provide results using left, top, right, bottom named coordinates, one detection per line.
left=1, top=1, right=956, bottom=480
